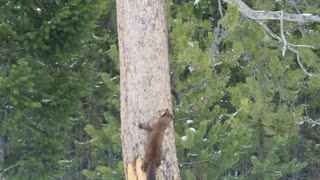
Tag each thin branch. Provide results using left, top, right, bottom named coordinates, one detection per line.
left=287, top=0, right=301, bottom=14
left=225, top=108, right=241, bottom=120
left=280, top=10, right=287, bottom=57
left=223, top=0, right=320, bottom=23
left=304, top=0, right=311, bottom=8
left=179, top=158, right=214, bottom=165
left=175, top=117, right=193, bottom=122
left=1, top=162, right=19, bottom=173
left=302, top=116, right=320, bottom=126
left=257, top=21, right=281, bottom=41
left=289, top=43, right=315, bottom=49
left=300, top=101, right=320, bottom=127
left=217, top=0, right=224, bottom=18
left=210, top=25, right=227, bottom=73
left=287, top=46, right=320, bottom=77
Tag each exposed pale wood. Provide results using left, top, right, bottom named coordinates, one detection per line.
left=116, top=0, right=180, bottom=179
left=126, top=161, right=138, bottom=180
left=136, top=157, right=145, bottom=180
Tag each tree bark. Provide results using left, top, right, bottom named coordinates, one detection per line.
left=0, top=134, right=4, bottom=180
left=296, top=124, right=306, bottom=179
left=116, top=0, right=180, bottom=179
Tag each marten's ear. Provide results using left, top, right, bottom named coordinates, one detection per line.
left=160, top=109, right=173, bottom=119
left=160, top=109, right=169, bottom=117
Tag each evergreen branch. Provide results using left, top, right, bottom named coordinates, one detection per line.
left=1, top=162, right=19, bottom=173
left=223, top=0, right=320, bottom=23
left=211, top=25, right=227, bottom=73
left=175, top=117, right=192, bottom=122
left=210, top=0, right=225, bottom=73
left=179, top=158, right=214, bottom=165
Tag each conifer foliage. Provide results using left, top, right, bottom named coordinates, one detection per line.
left=0, top=0, right=106, bottom=179
left=1, top=0, right=320, bottom=179
left=169, top=0, right=320, bottom=179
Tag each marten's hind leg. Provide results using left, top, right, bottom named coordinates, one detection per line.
left=141, top=161, right=148, bottom=172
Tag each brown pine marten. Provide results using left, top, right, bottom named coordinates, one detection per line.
left=139, top=109, right=173, bottom=180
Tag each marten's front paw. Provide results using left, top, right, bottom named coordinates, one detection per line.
left=138, top=124, right=152, bottom=132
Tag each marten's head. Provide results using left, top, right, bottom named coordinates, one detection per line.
left=159, top=109, right=173, bottom=126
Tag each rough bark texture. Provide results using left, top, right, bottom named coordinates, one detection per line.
left=0, top=135, right=4, bottom=163
left=116, top=0, right=180, bottom=179
left=0, top=135, right=4, bottom=180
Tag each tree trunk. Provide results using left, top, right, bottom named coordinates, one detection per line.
left=117, top=0, right=180, bottom=179
left=0, top=134, right=4, bottom=180
left=296, top=124, right=306, bottom=179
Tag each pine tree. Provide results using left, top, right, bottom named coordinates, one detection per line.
left=0, top=0, right=106, bottom=179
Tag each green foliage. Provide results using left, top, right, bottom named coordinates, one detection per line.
left=169, top=0, right=320, bottom=179
left=220, top=4, right=240, bottom=33
left=76, top=0, right=123, bottom=178
left=0, top=0, right=107, bottom=179
left=82, top=121, right=123, bottom=179
left=185, top=169, right=197, bottom=180
left=82, top=164, right=124, bottom=180
left=1, top=0, right=107, bottom=56
left=2, top=0, right=320, bottom=179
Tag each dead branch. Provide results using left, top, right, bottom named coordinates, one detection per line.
left=223, top=0, right=320, bottom=23
left=220, top=0, right=320, bottom=77
left=258, top=21, right=320, bottom=77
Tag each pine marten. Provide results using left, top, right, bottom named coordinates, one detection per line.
left=138, top=109, right=173, bottom=180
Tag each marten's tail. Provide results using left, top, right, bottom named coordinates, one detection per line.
left=146, top=163, right=156, bottom=180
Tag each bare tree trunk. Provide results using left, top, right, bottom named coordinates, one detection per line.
left=117, top=0, right=180, bottom=179
left=0, top=134, right=5, bottom=180
left=296, top=124, right=306, bottom=179
left=0, top=135, right=4, bottom=163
